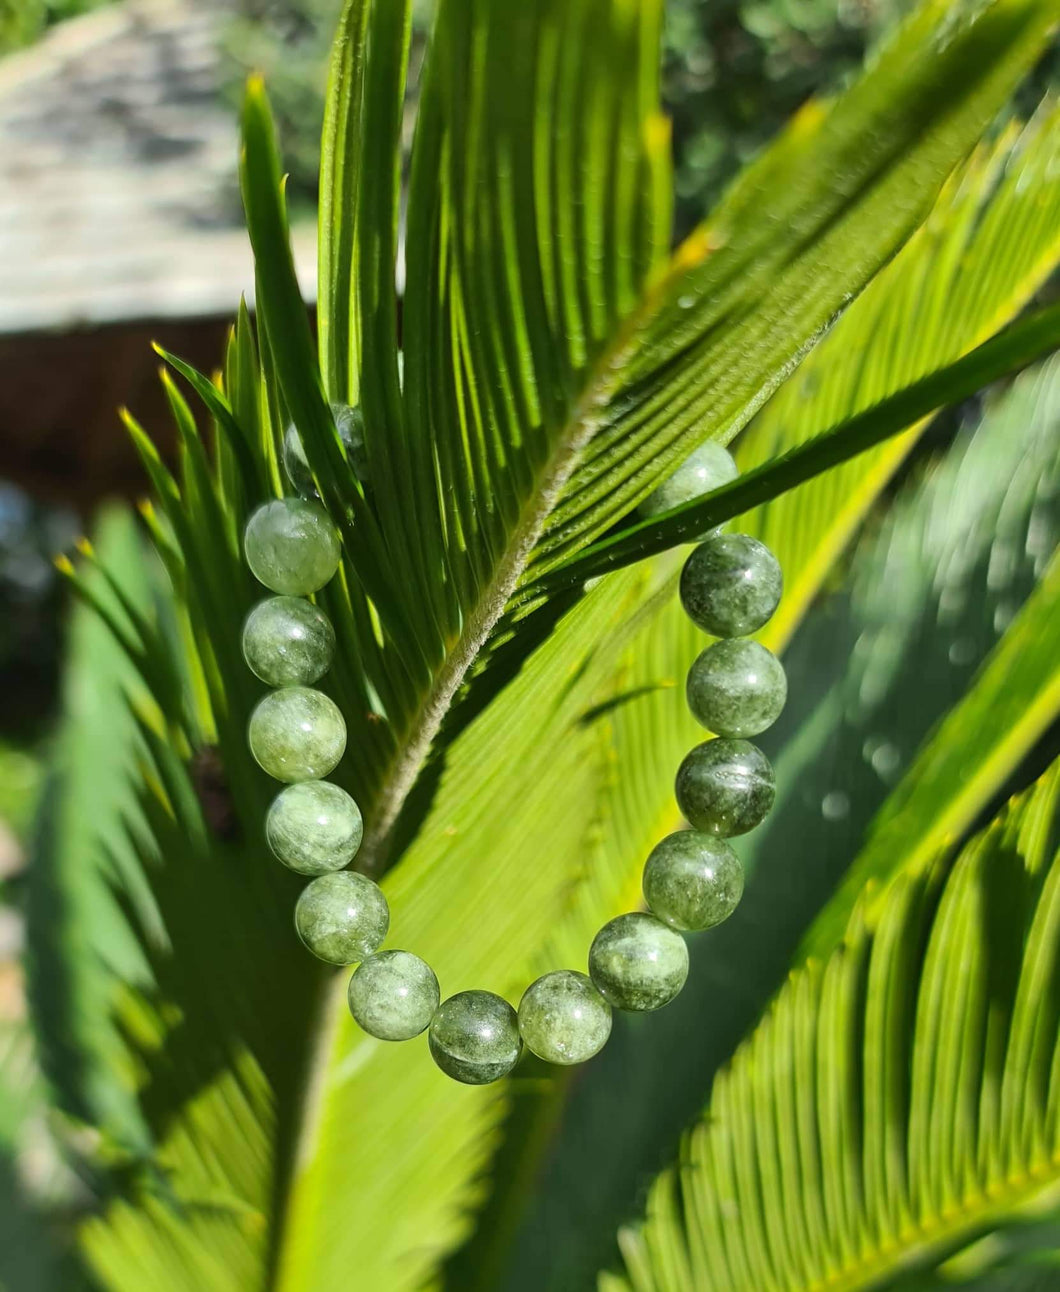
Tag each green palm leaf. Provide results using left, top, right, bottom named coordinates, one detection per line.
left=607, top=755, right=1060, bottom=1292
left=456, top=355, right=1060, bottom=1291
left=34, top=0, right=1060, bottom=1288
left=540, top=103, right=1060, bottom=604
left=245, top=0, right=1058, bottom=869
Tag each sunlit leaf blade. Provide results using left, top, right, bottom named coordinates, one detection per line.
left=317, top=0, right=369, bottom=405
left=525, top=299, right=1060, bottom=598
left=485, top=355, right=1060, bottom=1292
left=529, top=3, right=1060, bottom=570
left=609, top=757, right=1060, bottom=1292
left=48, top=1, right=1060, bottom=1289
left=736, top=102, right=1060, bottom=648
left=298, top=0, right=1058, bottom=871
left=26, top=511, right=157, bottom=1152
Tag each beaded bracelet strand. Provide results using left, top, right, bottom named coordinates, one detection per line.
left=238, top=420, right=785, bottom=1084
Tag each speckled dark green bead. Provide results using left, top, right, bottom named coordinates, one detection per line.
left=641, top=441, right=738, bottom=537
left=680, top=533, right=782, bottom=638
left=686, top=638, right=787, bottom=738
left=347, top=950, right=440, bottom=1040
left=588, top=912, right=689, bottom=1012
left=643, top=830, right=744, bottom=931
left=518, top=970, right=612, bottom=1065
left=244, top=498, right=341, bottom=596
left=242, top=596, right=336, bottom=687
left=294, top=871, right=389, bottom=965
left=429, top=990, right=522, bottom=1085
left=283, top=404, right=369, bottom=498
left=248, top=687, right=347, bottom=783
left=266, top=780, right=362, bottom=874
left=675, top=738, right=775, bottom=837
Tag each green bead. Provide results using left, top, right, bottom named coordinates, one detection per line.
left=588, top=913, right=689, bottom=1012
left=266, top=780, right=362, bottom=874
left=686, top=638, right=787, bottom=738
left=429, top=990, right=522, bottom=1085
left=283, top=404, right=369, bottom=498
left=242, top=596, right=336, bottom=687
left=675, top=738, right=775, bottom=837
left=244, top=498, right=341, bottom=595
left=680, top=533, right=782, bottom=637
left=518, top=970, right=612, bottom=1065
left=282, top=426, right=317, bottom=499
left=348, top=950, right=440, bottom=1040
left=643, top=830, right=744, bottom=931
left=294, top=871, right=389, bottom=965
left=248, top=687, right=347, bottom=783
left=332, top=402, right=369, bottom=482
left=641, top=441, right=738, bottom=536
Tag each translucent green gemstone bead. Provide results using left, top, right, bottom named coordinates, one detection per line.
left=675, top=738, right=775, bottom=837
left=283, top=404, right=369, bottom=498
left=643, top=830, right=744, bottom=931
left=686, top=638, right=787, bottom=738
left=641, top=441, right=738, bottom=536
left=266, top=780, right=362, bottom=874
left=518, top=970, right=612, bottom=1065
left=680, top=533, right=782, bottom=638
left=429, top=990, right=522, bottom=1085
left=242, top=596, right=336, bottom=687
left=294, top=871, right=389, bottom=965
left=348, top=950, right=440, bottom=1041
left=588, top=912, right=689, bottom=1012
left=244, top=498, right=341, bottom=595
left=248, top=687, right=346, bottom=783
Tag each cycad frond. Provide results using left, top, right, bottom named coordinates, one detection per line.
left=609, top=758, right=1060, bottom=1292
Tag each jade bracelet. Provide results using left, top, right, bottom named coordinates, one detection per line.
left=238, top=422, right=785, bottom=1084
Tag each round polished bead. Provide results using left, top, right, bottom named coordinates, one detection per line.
left=294, top=871, right=389, bottom=965
left=675, top=738, right=775, bottom=836
left=588, top=912, right=689, bottom=1012
left=686, top=638, right=787, bottom=738
left=518, top=970, right=612, bottom=1065
left=283, top=404, right=369, bottom=498
left=266, top=780, right=362, bottom=874
left=641, top=441, right=738, bottom=536
left=429, top=990, right=522, bottom=1085
left=248, top=687, right=347, bottom=783
left=242, top=596, right=336, bottom=687
left=643, top=830, right=744, bottom=931
left=244, top=498, right=341, bottom=595
left=680, top=533, right=782, bottom=638
left=348, top=950, right=440, bottom=1040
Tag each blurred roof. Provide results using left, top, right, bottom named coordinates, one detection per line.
left=0, top=0, right=316, bottom=336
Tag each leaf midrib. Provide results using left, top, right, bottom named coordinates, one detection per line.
left=352, top=288, right=666, bottom=874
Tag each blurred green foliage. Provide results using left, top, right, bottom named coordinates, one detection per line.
left=663, top=0, right=912, bottom=232
left=0, top=0, right=114, bottom=55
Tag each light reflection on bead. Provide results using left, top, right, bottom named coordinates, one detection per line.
left=643, top=830, right=743, bottom=931
left=248, top=686, right=347, bottom=783
left=518, top=970, right=612, bottom=1065
left=641, top=441, right=738, bottom=537
left=244, top=498, right=341, bottom=596
left=686, top=638, right=786, bottom=738
left=242, top=595, right=335, bottom=687
left=294, top=871, right=389, bottom=965
left=680, top=533, right=782, bottom=638
left=429, top=990, right=522, bottom=1084
left=675, top=738, right=775, bottom=837
left=266, top=780, right=362, bottom=874
left=348, top=950, right=439, bottom=1040
left=588, top=912, right=688, bottom=1011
